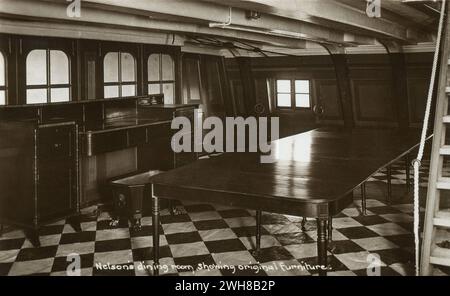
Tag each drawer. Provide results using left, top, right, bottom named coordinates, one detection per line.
left=128, top=127, right=147, bottom=147
left=147, top=122, right=171, bottom=140
left=87, top=130, right=128, bottom=155
left=39, top=125, right=73, bottom=159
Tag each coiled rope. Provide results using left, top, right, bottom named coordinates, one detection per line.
left=413, top=0, right=446, bottom=276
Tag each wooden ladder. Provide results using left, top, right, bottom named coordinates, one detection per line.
left=421, top=1, right=450, bottom=276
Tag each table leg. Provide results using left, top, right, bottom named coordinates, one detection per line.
left=328, top=215, right=333, bottom=243
left=317, top=218, right=328, bottom=276
left=361, top=183, right=367, bottom=216
left=255, top=210, right=262, bottom=254
left=301, top=217, right=307, bottom=232
left=387, top=165, right=392, bottom=205
left=405, top=155, right=410, bottom=193
left=152, top=196, right=160, bottom=276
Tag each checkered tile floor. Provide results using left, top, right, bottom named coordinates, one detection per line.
left=1, top=158, right=449, bottom=276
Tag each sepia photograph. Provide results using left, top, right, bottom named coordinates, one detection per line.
left=0, top=0, right=449, bottom=283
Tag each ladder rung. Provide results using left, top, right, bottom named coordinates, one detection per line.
left=430, top=246, right=450, bottom=267
left=443, top=115, right=450, bottom=123
left=440, top=146, right=450, bottom=155
left=437, top=177, right=450, bottom=189
left=434, top=209, right=450, bottom=227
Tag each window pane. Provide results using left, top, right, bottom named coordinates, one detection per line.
left=104, top=85, right=119, bottom=98
left=50, top=50, right=69, bottom=85
left=27, top=88, right=47, bottom=104
left=161, top=54, right=174, bottom=81
left=104, top=52, right=119, bottom=83
left=277, top=80, right=290, bottom=93
left=26, top=50, right=47, bottom=86
left=121, top=84, right=136, bottom=97
left=148, top=83, right=160, bottom=94
left=295, top=94, right=310, bottom=108
left=277, top=93, right=291, bottom=107
left=51, top=87, right=70, bottom=102
left=0, top=53, right=5, bottom=86
left=162, top=83, right=174, bottom=104
left=148, top=54, right=160, bottom=81
left=295, top=80, right=310, bottom=94
left=121, top=52, right=135, bottom=82
left=0, top=91, right=5, bottom=105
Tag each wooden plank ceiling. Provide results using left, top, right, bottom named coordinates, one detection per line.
left=0, top=0, right=442, bottom=52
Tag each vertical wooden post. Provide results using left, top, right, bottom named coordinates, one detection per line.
left=324, top=46, right=354, bottom=128
left=381, top=41, right=409, bottom=128
left=236, top=57, right=257, bottom=117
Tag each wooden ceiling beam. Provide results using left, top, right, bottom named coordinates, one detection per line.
left=81, top=0, right=375, bottom=45
left=0, top=0, right=308, bottom=49
left=202, top=0, right=433, bottom=42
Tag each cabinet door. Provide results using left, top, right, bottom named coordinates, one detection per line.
left=38, top=125, right=76, bottom=219
left=38, top=158, right=74, bottom=218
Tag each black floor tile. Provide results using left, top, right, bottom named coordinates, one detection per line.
left=193, top=219, right=229, bottom=231
left=95, top=238, right=131, bottom=253
left=231, top=226, right=269, bottom=237
left=132, top=245, right=172, bottom=261
left=253, top=246, right=294, bottom=263
left=218, top=209, right=252, bottom=219
left=205, top=239, right=247, bottom=254
left=59, top=231, right=96, bottom=245
left=0, top=263, right=12, bottom=276
left=337, top=227, right=379, bottom=240
left=15, top=246, right=58, bottom=262
left=274, top=232, right=314, bottom=246
left=261, top=213, right=290, bottom=225
left=160, top=214, right=191, bottom=224
left=330, top=240, right=365, bottom=255
left=165, top=231, right=202, bottom=245
left=38, top=225, right=64, bottom=236
left=352, top=215, right=389, bottom=226
left=376, top=248, right=414, bottom=265
left=0, top=238, right=25, bottom=251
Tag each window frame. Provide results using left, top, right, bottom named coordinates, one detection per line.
left=275, top=78, right=312, bottom=110
left=0, top=51, right=6, bottom=105
left=103, top=51, right=137, bottom=99
left=25, top=49, right=71, bottom=104
left=147, top=53, right=175, bottom=103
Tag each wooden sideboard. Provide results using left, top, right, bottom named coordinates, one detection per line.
left=0, top=120, right=80, bottom=247
left=0, top=96, right=199, bottom=246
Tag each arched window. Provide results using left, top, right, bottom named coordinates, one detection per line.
left=26, top=49, right=71, bottom=104
left=104, top=52, right=136, bottom=98
left=148, top=53, right=175, bottom=104
left=0, top=52, right=5, bottom=105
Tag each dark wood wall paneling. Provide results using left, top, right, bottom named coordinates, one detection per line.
left=181, top=53, right=233, bottom=118
left=225, top=53, right=433, bottom=135
left=226, top=55, right=341, bottom=137
left=405, top=53, right=434, bottom=127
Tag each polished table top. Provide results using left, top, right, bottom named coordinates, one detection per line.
left=151, top=127, right=427, bottom=217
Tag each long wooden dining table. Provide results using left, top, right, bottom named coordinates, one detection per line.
left=150, top=127, right=427, bottom=276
